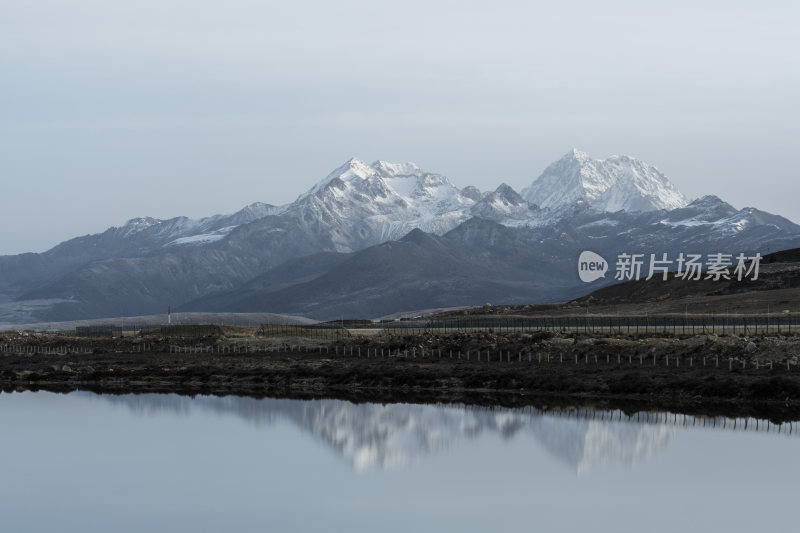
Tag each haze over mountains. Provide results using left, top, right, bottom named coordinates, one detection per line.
left=2, top=150, right=799, bottom=324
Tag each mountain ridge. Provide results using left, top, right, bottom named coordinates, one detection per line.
left=2, top=150, right=799, bottom=323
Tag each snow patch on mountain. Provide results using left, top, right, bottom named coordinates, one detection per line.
left=112, top=202, right=288, bottom=250
left=578, top=218, right=621, bottom=230
left=164, top=226, right=240, bottom=247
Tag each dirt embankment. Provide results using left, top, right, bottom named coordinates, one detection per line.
left=2, top=331, right=800, bottom=420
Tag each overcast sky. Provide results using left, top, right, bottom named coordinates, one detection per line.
left=1, top=0, right=798, bottom=254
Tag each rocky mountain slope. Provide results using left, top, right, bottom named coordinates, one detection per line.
left=179, top=219, right=579, bottom=318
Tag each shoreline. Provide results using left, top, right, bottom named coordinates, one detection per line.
left=3, top=330, right=800, bottom=422
left=8, top=382, right=800, bottom=424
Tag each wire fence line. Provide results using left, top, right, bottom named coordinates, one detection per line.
left=373, top=314, right=800, bottom=336
left=73, top=324, right=225, bottom=337
left=257, top=324, right=351, bottom=340
left=2, top=314, right=797, bottom=339
left=1, top=341, right=797, bottom=371
left=495, top=406, right=800, bottom=437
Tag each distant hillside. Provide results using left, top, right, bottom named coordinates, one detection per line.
left=433, top=250, right=800, bottom=318
left=763, top=248, right=800, bottom=264
left=179, top=219, right=579, bottom=320
left=572, top=250, right=800, bottom=307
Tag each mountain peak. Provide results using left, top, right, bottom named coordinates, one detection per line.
left=494, top=183, right=523, bottom=201
left=300, top=158, right=374, bottom=198
left=344, top=156, right=367, bottom=166
left=689, top=195, right=728, bottom=207
left=522, top=150, right=688, bottom=213
left=304, top=158, right=435, bottom=199
left=400, top=227, right=440, bottom=246
left=461, top=185, right=482, bottom=201
left=659, top=194, right=738, bottom=225
left=567, top=148, right=590, bottom=161
left=120, top=217, right=163, bottom=236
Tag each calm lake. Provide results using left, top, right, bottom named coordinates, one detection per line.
left=1, top=391, right=797, bottom=532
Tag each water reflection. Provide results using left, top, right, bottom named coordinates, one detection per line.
left=4, top=391, right=799, bottom=533
left=77, top=393, right=797, bottom=473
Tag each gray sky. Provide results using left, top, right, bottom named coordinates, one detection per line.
left=2, top=0, right=798, bottom=255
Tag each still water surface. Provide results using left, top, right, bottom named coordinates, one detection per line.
left=1, top=391, right=797, bottom=532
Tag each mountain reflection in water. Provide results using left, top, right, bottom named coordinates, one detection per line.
left=80, top=393, right=691, bottom=473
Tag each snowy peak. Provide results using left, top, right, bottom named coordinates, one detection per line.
left=469, top=183, right=535, bottom=222
left=461, top=186, right=482, bottom=202
left=288, top=158, right=480, bottom=243
left=302, top=157, right=375, bottom=198
left=522, top=149, right=689, bottom=213
left=302, top=158, right=459, bottom=200
left=119, top=217, right=163, bottom=236
left=493, top=183, right=526, bottom=205
left=569, top=147, right=591, bottom=161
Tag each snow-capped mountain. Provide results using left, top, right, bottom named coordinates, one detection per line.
left=470, top=183, right=538, bottom=222
left=1, top=150, right=798, bottom=324
left=287, top=157, right=479, bottom=247
left=116, top=201, right=286, bottom=248
left=36, top=150, right=689, bottom=258
left=655, top=194, right=792, bottom=240
left=522, top=149, right=689, bottom=213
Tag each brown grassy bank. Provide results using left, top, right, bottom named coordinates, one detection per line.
left=2, top=330, right=800, bottom=420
